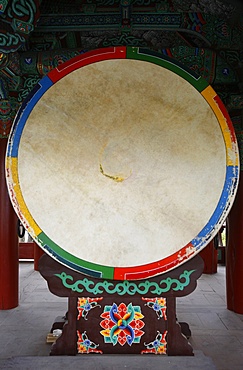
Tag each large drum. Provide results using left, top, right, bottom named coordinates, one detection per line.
left=6, top=47, right=239, bottom=280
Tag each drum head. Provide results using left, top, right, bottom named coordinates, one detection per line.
left=6, top=47, right=239, bottom=280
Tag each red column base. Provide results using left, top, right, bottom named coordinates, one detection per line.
left=199, top=241, right=218, bottom=274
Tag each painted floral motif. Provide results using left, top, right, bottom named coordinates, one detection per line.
left=142, top=297, right=167, bottom=320
left=77, top=330, right=103, bottom=354
left=100, top=302, right=145, bottom=346
left=77, top=297, right=103, bottom=320
left=141, top=330, right=168, bottom=355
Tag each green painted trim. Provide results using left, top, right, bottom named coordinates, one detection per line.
left=126, top=47, right=209, bottom=92
left=37, top=232, right=114, bottom=279
left=54, top=269, right=195, bottom=295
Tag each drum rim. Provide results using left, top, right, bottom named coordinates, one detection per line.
left=5, top=46, right=239, bottom=280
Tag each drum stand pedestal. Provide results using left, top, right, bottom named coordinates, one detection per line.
left=39, top=253, right=204, bottom=356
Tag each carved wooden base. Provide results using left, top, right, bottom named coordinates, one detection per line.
left=39, top=254, right=204, bottom=356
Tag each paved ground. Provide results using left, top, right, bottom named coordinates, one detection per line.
left=0, top=262, right=243, bottom=369
left=0, top=352, right=216, bottom=370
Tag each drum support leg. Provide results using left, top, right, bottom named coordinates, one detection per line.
left=166, top=297, right=193, bottom=356
left=50, top=297, right=78, bottom=356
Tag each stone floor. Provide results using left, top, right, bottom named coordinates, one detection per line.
left=177, top=265, right=243, bottom=370
left=0, top=262, right=243, bottom=369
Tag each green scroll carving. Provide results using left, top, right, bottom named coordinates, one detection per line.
left=54, top=270, right=195, bottom=296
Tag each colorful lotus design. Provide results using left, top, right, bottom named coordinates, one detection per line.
left=100, top=302, right=145, bottom=346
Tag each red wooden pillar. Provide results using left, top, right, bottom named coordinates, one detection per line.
left=34, top=242, right=45, bottom=271
left=226, top=175, right=243, bottom=313
left=0, top=139, right=19, bottom=309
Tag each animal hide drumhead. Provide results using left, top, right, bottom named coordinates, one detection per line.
left=6, top=47, right=239, bottom=280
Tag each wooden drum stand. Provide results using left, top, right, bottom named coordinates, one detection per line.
left=39, top=253, right=204, bottom=356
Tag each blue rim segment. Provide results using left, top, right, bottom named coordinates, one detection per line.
left=191, top=165, right=239, bottom=250
left=7, top=76, right=53, bottom=158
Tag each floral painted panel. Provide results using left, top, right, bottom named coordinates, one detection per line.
left=100, top=302, right=145, bottom=346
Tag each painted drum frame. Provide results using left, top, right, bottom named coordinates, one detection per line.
left=6, top=47, right=239, bottom=280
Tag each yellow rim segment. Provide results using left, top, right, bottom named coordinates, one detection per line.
left=201, top=86, right=239, bottom=167
left=6, top=157, right=42, bottom=237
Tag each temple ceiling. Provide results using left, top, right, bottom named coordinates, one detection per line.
left=0, top=0, right=242, bottom=52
